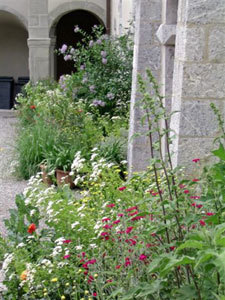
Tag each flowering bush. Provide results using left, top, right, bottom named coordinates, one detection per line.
left=58, top=25, right=133, bottom=117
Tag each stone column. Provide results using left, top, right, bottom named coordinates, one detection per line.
left=170, top=0, right=225, bottom=172
left=28, top=0, right=50, bottom=82
left=128, top=0, right=162, bottom=173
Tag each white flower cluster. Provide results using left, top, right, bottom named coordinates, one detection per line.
left=2, top=253, right=14, bottom=274
left=71, top=151, right=85, bottom=173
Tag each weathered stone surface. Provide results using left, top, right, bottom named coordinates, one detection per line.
left=156, top=24, right=176, bottom=46
left=178, top=100, right=221, bottom=137
left=186, top=0, right=225, bottom=24
left=140, top=0, right=162, bottom=22
left=182, top=63, right=225, bottom=99
left=209, top=26, right=225, bottom=62
left=185, top=27, right=205, bottom=61
left=28, top=15, right=39, bottom=26
left=29, top=0, right=48, bottom=15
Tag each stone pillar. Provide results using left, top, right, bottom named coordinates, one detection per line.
left=28, top=0, right=50, bottom=82
left=49, top=34, right=57, bottom=79
left=128, top=0, right=162, bottom=173
left=170, top=0, right=225, bottom=172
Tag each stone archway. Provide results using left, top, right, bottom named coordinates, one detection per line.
left=0, top=10, right=29, bottom=108
left=49, top=1, right=106, bottom=79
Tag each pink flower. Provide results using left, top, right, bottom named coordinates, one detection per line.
left=118, top=213, right=124, bottom=217
left=192, top=158, right=200, bottom=163
left=106, top=279, right=113, bottom=283
left=88, top=275, right=94, bottom=284
left=184, top=190, right=190, bottom=194
left=116, top=264, right=121, bottom=269
left=103, top=224, right=113, bottom=229
left=63, top=239, right=72, bottom=244
left=113, top=220, right=120, bottom=224
left=102, top=218, right=111, bottom=222
left=126, top=206, right=138, bottom=212
left=191, top=202, right=196, bottom=207
left=93, top=292, right=97, bottom=297
left=63, top=255, right=71, bottom=259
left=82, top=252, right=86, bottom=257
left=126, top=227, right=134, bottom=234
left=124, top=257, right=131, bottom=267
left=125, top=238, right=137, bottom=246
left=151, top=233, right=156, bottom=237
left=206, top=212, right=215, bottom=216
left=199, top=220, right=206, bottom=226
left=139, top=254, right=147, bottom=261
left=190, top=196, right=200, bottom=199
left=87, top=259, right=96, bottom=265
left=101, top=232, right=109, bottom=236
left=117, top=230, right=125, bottom=234
left=192, top=178, right=200, bottom=182
left=128, top=211, right=138, bottom=217
left=118, top=186, right=126, bottom=191
left=107, top=204, right=115, bottom=208
left=197, top=204, right=203, bottom=209
left=179, top=184, right=186, bottom=189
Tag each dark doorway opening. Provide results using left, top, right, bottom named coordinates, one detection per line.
left=56, top=10, right=105, bottom=80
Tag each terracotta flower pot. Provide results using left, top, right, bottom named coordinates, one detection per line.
left=56, top=169, right=75, bottom=189
left=40, top=164, right=53, bottom=186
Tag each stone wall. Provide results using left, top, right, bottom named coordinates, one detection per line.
left=170, top=0, right=225, bottom=172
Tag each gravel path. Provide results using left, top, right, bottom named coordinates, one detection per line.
left=0, top=109, right=27, bottom=236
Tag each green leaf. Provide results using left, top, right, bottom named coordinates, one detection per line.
left=177, top=240, right=205, bottom=251
left=194, top=251, right=215, bottom=269
left=212, top=143, right=225, bottom=161
left=160, top=256, right=195, bottom=276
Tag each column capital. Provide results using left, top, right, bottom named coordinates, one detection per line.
left=28, top=38, right=51, bottom=47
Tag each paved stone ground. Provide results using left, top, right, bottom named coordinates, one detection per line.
left=0, top=110, right=27, bottom=236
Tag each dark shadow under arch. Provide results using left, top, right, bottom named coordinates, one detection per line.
left=56, top=9, right=105, bottom=80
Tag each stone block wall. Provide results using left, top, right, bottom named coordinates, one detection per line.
left=170, top=0, right=225, bottom=172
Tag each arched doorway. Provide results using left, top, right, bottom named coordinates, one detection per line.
left=0, top=10, right=29, bottom=108
left=55, top=10, right=105, bottom=80
left=0, top=11, right=29, bottom=79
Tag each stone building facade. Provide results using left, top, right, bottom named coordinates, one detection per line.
left=0, top=0, right=134, bottom=82
left=1, top=0, right=224, bottom=171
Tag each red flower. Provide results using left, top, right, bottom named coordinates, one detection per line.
left=192, top=178, right=200, bottom=182
left=151, top=233, right=156, bottom=237
left=124, top=257, right=131, bottom=267
left=116, top=264, right=121, bottom=269
left=63, top=239, right=72, bottom=244
left=206, top=212, right=215, bottom=216
left=102, top=218, right=111, bottom=222
left=118, top=186, right=126, bottom=191
left=128, top=211, right=138, bottom=217
left=118, top=213, right=124, bottom=217
left=82, top=252, right=86, bottom=258
left=88, top=275, right=94, bottom=284
left=93, top=292, right=97, bottom=297
left=139, top=254, right=147, bottom=261
left=169, top=246, right=176, bottom=251
left=113, top=220, right=120, bottom=224
left=101, top=232, right=109, bottom=236
left=192, top=158, right=200, bottom=163
left=191, top=202, right=196, bottom=207
left=126, top=206, right=138, bottom=212
left=63, top=255, right=71, bottom=259
left=184, top=190, right=190, bottom=194
left=30, top=105, right=36, bottom=109
left=126, top=226, right=134, bottom=234
left=199, top=220, right=206, bottom=226
left=197, top=204, right=203, bottom=209
left=125, top=238, right=137, bottom=246
left=103, top=224, right=113, bottom=229
left=107, top=204, right=115, bottom=208
left=27, top=223, right=36, bottom=234
left=106, top=279, right=113, bottom=283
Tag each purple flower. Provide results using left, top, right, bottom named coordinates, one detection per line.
left=64, top=55, right=72, bottom=61
left=80, top=64, right=85, bottom=71
left=89, top=40, right=94, bottom=47
left=82, top=76, right=88, bottom=84
left=101, top=51, right=107, bottom=58
left=96, top=39, right=102, bottom=45
left=107, top=93, right=114, bottom=100
left=102, top=58, right=107, bottom=64
left=92, top=100, right=106, bottom=107
left=74, top=25, right=79, bottom=33
left=89, top=85, right=95, bottom=92
left=60, top=44, right=67, bottom=54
